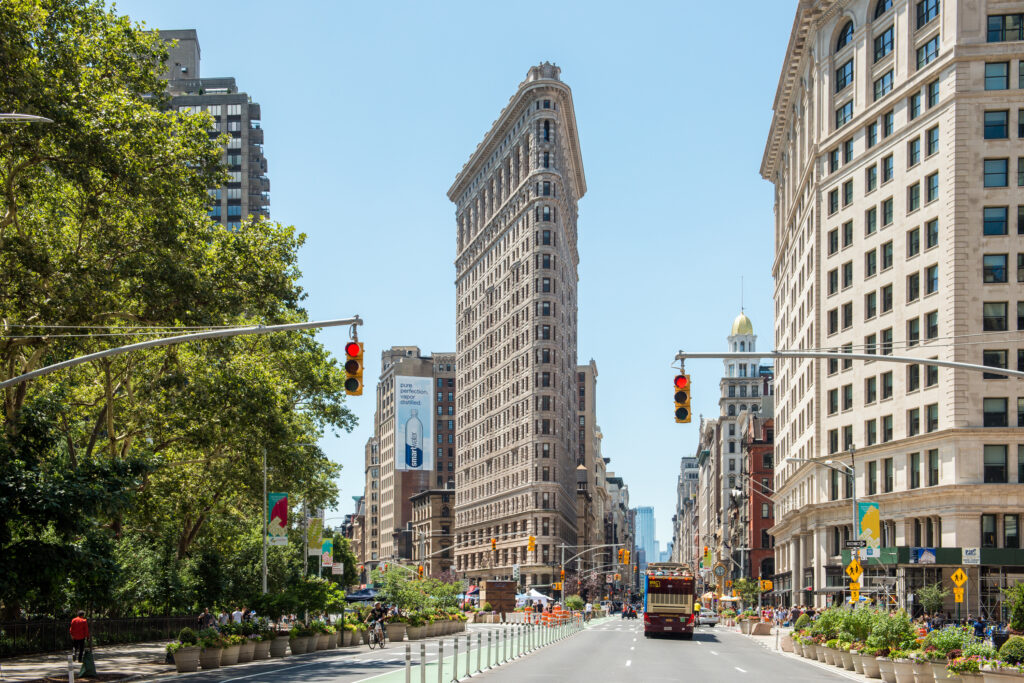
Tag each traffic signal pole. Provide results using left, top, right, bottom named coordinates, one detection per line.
left=675, top=349, right=1024, bottom=380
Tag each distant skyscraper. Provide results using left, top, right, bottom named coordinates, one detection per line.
left=449, top=63, right=586, bottom=587
left=159, top=30, right=269, bottom=230
left=635, top=506, right=656, bottom=568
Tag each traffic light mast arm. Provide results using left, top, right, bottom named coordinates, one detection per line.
left=558, top=543, right=624, bottom=566
left=675, top=349, right=1024, bottom=380
left=0, top=316, right=364, bottom=391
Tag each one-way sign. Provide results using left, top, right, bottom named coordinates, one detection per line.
left=845, top=540, right=867, bottom=548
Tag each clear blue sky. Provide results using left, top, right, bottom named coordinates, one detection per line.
left=114, top=0, right=797, bottom=545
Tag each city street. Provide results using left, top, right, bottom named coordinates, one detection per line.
left=470, top=622, right=851, bottom=683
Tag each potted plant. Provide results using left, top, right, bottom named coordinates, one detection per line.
left=221, top=633, right=244, bottom=665
left=167, top=627, right=201, bottom=673
left=849, top=642, right=867, bottom=675
left=236, top=623, right=256, bottom=663
left=887, top=648, right=916, bottom=683
left=823, top=638, right=840, bottom=666
left=289, top=623, right=314, bottom=654
left=837, top=637, right=855, bottom=671
left=388, top=614, right=407, bottom=642
left=197, top=627, right=224, bottom=670
left=948, top=655, right=986, bottom=682
left=407, top=611, right=426, bottom=640
left=311, top=620, right=330, bottom=650
left=254, top=621, right=274, bottom=660
left=925, top=626, right=981, bottom=682
left=327, top=624, right=339, bottom=648
left=910, top=649, right=936, bottom=683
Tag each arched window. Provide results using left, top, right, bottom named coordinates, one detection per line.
left=740, top=341, right=746, bottom=351
left=442, top=507, right=450, bottom=517
left=874, top=0, right=892, bottom=18
left=728, top=405, right=736, bottom=416
left=740, top=404, right=748, bottom=412
left=836, top=21, right=854, bottom=51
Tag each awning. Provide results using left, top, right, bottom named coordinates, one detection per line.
left=701, top=592, right=717, bottom=601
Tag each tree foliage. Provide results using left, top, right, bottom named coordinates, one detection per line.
left=0, top=0, right=356, bottom=619
left=917, top=581, right=950, bottom=615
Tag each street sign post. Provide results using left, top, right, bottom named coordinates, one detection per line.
left=951, top=568, right=968, bottom=586
left=845, top=540, right=867, bottom=548
left=953, top=587, right=965, bottom=603
left=951, top=568, right=968, bottom=620
left=845, top=558, right=863, bottom=582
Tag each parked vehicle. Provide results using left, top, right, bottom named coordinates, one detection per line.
left=698, top=609, right=719, bottom=627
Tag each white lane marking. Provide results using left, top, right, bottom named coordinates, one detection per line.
left=220, top=661, right=322, bottom=682
left=710, top=650, right=719, bottom=655
left=630, top=646, right=635, bottom=651
left=632, top=638, right=637, bottom=642
left=625, top=660, right=632, bottom=667
left=736, top=667, right=748, bottom=673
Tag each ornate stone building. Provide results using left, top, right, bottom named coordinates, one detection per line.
left=765, top=0, right=1024, bottom=614
left=449, top=63, right=586, bottom=587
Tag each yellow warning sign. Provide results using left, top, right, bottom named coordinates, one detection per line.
left=953, top=587, right=965, bottom=603
left=846, top=558, right=863, bottom=582
left=951, top=568, right=968, bottom=587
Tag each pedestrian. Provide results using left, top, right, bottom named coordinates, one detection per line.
left=70, top=611, right=89, bottom=663
left=585, top=601, right=593, bottom=622
left=218, top=609, right=229, bottom=626
left=231, top=605, right=243, bottom=623
left=242, top=606, right=251, bottom=622
left=198, top=607, right=214, bottom=629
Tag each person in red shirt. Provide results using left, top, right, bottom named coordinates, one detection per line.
left=69, top=611, right=89, bottom=662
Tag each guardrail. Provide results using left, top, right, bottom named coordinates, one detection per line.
left=0, top=616, right=196, bottom=658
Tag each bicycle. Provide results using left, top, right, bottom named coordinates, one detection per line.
left=367, top=621, right=386, bottom=650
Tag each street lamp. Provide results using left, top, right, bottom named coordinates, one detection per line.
left=786, top=444, right=858, bottom=557
left=0, top=113, right=53, bottom=123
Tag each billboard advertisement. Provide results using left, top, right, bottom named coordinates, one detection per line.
left=858, top=502, right=881, bottom=557
left=307, top=515, right=323, bottom=557
left=321, top=538, right=333, bottom=567
left=395, top=375, right=433, bottom=471
left=267, top=492, right=288, bottom=546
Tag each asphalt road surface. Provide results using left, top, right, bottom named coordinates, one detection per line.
left=469, top=619, right=854, bottom=683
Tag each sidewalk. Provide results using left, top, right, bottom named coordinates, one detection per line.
left=0, top=641, right=169, bottom=682
left=736, top=623, right=874, bottom=683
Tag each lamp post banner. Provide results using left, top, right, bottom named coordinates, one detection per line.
left=321, top=538, right=333, bottom=567
left=307, top=516, right=323, bottom=556
left=267, top=492, right=288, bottom=546
left=857, top=502, right=881, bottom=553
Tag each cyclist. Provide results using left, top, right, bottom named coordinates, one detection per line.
left=366, top=602, right=387, bottom=647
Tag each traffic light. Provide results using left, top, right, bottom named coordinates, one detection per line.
left=417, top=564, right=424, bottom=577
left=674, top=374, right=691, bottom=423
left=624, top=550, right=630, bottom=564
left=617, top=548, right=624, bottom=562
left=615, top=573, right=621, bottom=581
left=491, top=538, right=497, bottom=551
left=528, top=536, right=536, bottom=552
left=560, top=567, right=565, bottom=581
left=344, top=341, right=364, bottom=396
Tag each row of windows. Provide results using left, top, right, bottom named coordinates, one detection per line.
left=834, top=0, right=939, bottom=54
left=828, top=216, right=938, bottom=259
left=827, top=368, right=940, bottom=416
left=827, top=408, right=938, bottom=456
left=982, top=253, right=1024, bottom=284
left=984, top=61, right=1024, bottom=90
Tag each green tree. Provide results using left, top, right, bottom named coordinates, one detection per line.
left=0, top=0, right=356, bottom=618
left=733, top=578, right=762, bottom=607
left=917, top=581, right=950, bottom=615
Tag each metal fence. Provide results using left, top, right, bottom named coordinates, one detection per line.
left=0, top=616, right=196, bottom=658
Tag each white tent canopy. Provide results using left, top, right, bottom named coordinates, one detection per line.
left=516, top=589, right=552, bottom=606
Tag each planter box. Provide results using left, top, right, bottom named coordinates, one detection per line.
left=933, top=662, right=962, bottom=683
left=877, top=657, right=897, bottom=683
left=913, top=660, right=935, bottom=683
left=173, top=646, right=201, bottom=673
left=892, top=658, right=915, bottom=683
left=315, top=634, right=329, bottom=650
left=841, top=650, right=855, bottom=670
left=851, top=652, right=866, bottom=675
left=387, top=623, right=407, bottom=642
left=739, top=620, right=752, bottom=635
left=199, top=647, right=222, bottom=670
left=220, top=644, right=240, bottom=666
left=237, top=640, right=255, bottom=663
left=822, top=648, right=835, bottom=666
left=781, top=635, right=794, bottom=653
left=253, top=639, right=271, bottom=660
left=751, top=622, right=772, bottom=636
left=270, top=636, right=289, bottom=657
left=407, top=626, right=425, bottom=640
left=289, top=636, right=311, bottom=654
left=861, top=654, right=881, bottom=679
left=328, top=631, right=339, bottom=648
left=817, top=646, right=828, bottom=663
left=983, top=668, right=1024, bottom=682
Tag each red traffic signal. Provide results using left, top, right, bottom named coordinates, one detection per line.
left=674, top=375, right=689, bottom=390
left=344, top=342, right=364, bottom=396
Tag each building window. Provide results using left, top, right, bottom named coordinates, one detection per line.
left=986, top=110, right=1010, bottom=139
left=843, top=180, right=854, bottom=206
left=882, top=154, right=894, bottom=182
left=875, top=0, right=893, bottom=18
left=916, top=35, right=940, bottom=69
left=874, top=26, right=894, bottom=62
left=843, top=302, right=854, bottom=329
left=883, top=110, right=894, bottom=137
left=926, top=364, right=939, bottom=387
left=984, top=399, right=1009, bottom=428
left=985, top=158, right=1010, bottom=187
left=1006, top=515, right=1020, bottom=548
left=926, top=403, right=939, bottom=432
left=917, top=0, right=940, bottom=28
left=926, top=126, right=939, bottom=156
left=909, top=452, right=921, bottom=488
left=868, top=460, right=878, bottom=494
left=985, top=207, right=1009, bottom=235
left=926, top=264, right=938, bottom=293
left=761, top=503, right=770, bottom=519
left=983, top=514, right=998, bottom=548
left=927, top=449, right=939, bottom=485
left=909, top=409, right=921, bottom=437
left=910, top=92, right=923, bottom=120
left=984, top=254, right=1008, bottom=283
left=928, top=79, right=940, bottom=107
left=836, top=101, right=854, bottom=129
left=829, top=189, right=839, bottom=214
left=828, top=268, right=839, bottom=295
left=908, top=363, right=921, bottom=391
left=867, top=419, right=878, bottom=446
left=836, top=60, right=854, bottom=92
left=909, top=138, right=921, bottom=167
left=881, top=370, right=893, bottom=399
left=867, top=207, right=878, bottom=234
left=988, top=14, right=1024, bottom=42
left=867, top=122, right=879, bottom=148
left=866, top=376, right=878, bottom=404
left=984, top=349, right=1008, bottom=379
left=926, top=172, right=939, bottom=202
left=908, top=317, right=920, bottom=346
left=926, top=218, right=939, bottom=248
left=884, top=457, right=894, bottom=492
left=829, top=149, right=840, bottom=173
left=866, top=165, right=878, bottom=192
left=984, top=302, right=1008, bottom=331
left=986, top=62, right=1010, bottom=90
left=882, top=241, right=894, bottom=269
left=866, top=250, right=878, bottom=277
left=866, top=291, right=878, bottom=319
left=908, top=183, right=921, bottom=212
left=984, top=444, right=1009, bottom=482
left=874, top=70, right=894, bottom=100
left=843, top=261, right=854, bottom=287
left=883, top=198, right=894, bottom=226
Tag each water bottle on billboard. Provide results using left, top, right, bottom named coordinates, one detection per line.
left=405, top=409, right=423, bottom=468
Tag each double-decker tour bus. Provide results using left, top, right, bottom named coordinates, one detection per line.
left=642, top=562, right=696, bottom=639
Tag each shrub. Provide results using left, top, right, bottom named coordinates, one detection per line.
left=565, top=595, right=585, bottom=611
left=946, top=655, right=984, bottom=675
left=794, top=613, right=810, bottom=630
left=866, top=609, right=915, bottom=655
left=482, top=602, right=493, bottom=612
left=843, top=605, right=878, bottom=643
left=1000, top=636, right=1024, bottom=664
left=177, top=627, right=198, bottom=645
left=962, top=642, right=998, bottom=659
left=1006, top=584, right=1024, bottom=633
left=810, top=607, right=844, bottom=641
left=924, top=625, right=977, bottom=657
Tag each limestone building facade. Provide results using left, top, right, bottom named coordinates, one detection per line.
left=449, top=63, right=586, bottom=587
left=764, top=0, right=1024, bottom=614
